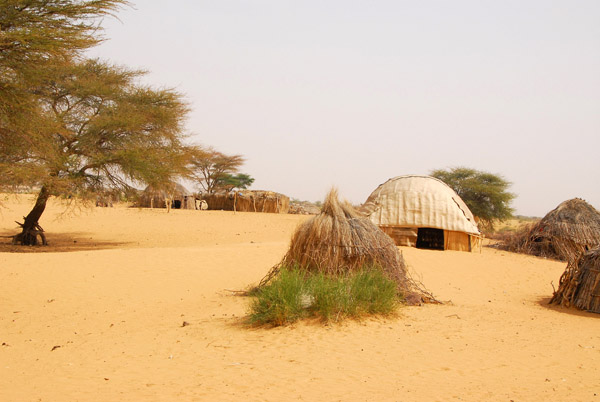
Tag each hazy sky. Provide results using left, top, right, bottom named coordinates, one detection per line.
left=88, top=1, right=600, bottom=216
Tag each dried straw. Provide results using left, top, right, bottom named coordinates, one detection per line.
left=500, top=198, right=600, bottom=262
left=258, top=189, right=436, bottom=305
left=550, top=247, right=600, bottom=314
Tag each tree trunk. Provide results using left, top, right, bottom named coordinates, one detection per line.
left=13, top=186, right=50, bottom=246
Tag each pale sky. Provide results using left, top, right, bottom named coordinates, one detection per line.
left=88, top=0, right=600, bottom=217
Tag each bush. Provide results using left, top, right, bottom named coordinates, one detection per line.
left=247, top=267, right=308, bottom=326
left=247, top=266, right=401, bottom=326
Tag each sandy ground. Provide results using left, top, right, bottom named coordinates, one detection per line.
left=1, top=195, right=599, bottom=402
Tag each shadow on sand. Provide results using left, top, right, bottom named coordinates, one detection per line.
left=0, top=231, right=129, bottom=253
left=536, top=296, right=600, bottom=319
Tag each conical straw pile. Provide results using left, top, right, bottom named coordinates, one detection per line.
left=259, top=189, right=434, bottom=304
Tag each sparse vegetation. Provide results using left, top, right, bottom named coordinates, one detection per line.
left=247, top=265, right=401, bottom=326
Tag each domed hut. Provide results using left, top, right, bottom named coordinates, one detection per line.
left=361, top=175, right=481, bottom=252
left=524, top=198, right=600, bottom=262
left=259, top=189, right=435, bottom=305
left=138, top=183, right=196, bottom=210
left=550, top=247, right=600, bottom=314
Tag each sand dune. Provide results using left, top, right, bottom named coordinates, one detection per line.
left=1, top=195, right=599, bottom=401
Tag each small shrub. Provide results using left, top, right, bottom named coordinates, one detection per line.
left=247, top=267, right=307, bottom=326
left=248, top=266, right=401, bottom=326
left=348, top=268, right=399, bottom=315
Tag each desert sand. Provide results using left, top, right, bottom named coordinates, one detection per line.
left=1, top=195, right=599, bottom=402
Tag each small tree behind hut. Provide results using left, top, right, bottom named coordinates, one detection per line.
left=431, top=167, right=514, bottom=231
left=190, top=147, right=245, bottom=194
left=221, top=173, right=255, bottom=192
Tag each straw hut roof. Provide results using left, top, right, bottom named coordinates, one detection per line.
left=137, top=183, right=195, bottom=209
left=143, top=183, right=191, bottom=197
left=550, top=247, right=600, bottom=314
left=259, top=189, right=435, bottom=304
left=525, top=198, right=600, bottom=262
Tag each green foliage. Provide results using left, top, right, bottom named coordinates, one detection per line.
left=247, top=266, right=401, bottom=326
left=248, top=268, right=307, bottom=326
left=1, top=1, right=129, bottom=189
left=430, top=167, right=515, bottom=230
left=2, top=58, right=191, bottom=198
left=221, top=173, right=255, bottom=191
left=0, top=1, right=194, bottom=244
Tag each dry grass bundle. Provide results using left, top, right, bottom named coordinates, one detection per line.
left=550, top=247, right=600, bottom=314
left=499, top=199, right=600, bottom=262
left=259, top=189, right=436, bottom=305
left=494, top=222, right=535, bottom=254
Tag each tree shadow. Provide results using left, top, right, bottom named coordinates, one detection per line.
left=0, top=231, right=129, bottom=253
left=536, top=296, right=600, bottom=318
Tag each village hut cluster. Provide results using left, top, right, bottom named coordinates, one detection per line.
left=201, top=190, right=289, bottom=213
left=136, top=184, right=289, bottom=214
left=131, top=175, right=600, bottom=316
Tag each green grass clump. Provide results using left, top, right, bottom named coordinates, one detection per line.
left=247, top=266, right=401, bottom=326
left=247, top=267, right=308, bottom=326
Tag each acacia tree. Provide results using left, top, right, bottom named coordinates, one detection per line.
left=1, top=1, right=195, bottom=246
left=191, top=148, right=245, bottom=194
left=1, top=1, right=128, bottom=189
left=221, top=173, right=255, bottom=192
left=430, top=167, right=515, bottom=230
left=8, top=58, right=191, bottom=245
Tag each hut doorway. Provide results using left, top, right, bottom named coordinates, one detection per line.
left=172, top=200, right=182, bottom=209
left=416, top=228, right=445, bottom=250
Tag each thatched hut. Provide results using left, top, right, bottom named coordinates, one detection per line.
left=259, top=189, right=435, bottom=305
left=202, top=190, right=289, bottom=213
left=361, top=175, right=481, bottom=251
left=137, top=183, right=196, bottom=210
left=522, top=198, right=600, bottom=262
left=550, top=247, right=600, bottom=314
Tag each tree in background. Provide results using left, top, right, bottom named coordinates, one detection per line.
left=190, top=148, right=245, bottom=194
left=221, top=173, right=255, bottom=192
left=430, top=167, right=515, bottom=231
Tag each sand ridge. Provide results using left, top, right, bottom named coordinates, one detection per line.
left=1, top=195, right=599, bottom=401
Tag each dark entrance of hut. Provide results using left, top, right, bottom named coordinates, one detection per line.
left=416, top=228, right=445, bottom=250
left=171, top=200, right=182, bottom=209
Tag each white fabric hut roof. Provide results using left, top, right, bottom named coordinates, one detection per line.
left=362, top=175, right=480, bottom=235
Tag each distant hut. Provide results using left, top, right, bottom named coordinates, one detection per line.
left=523, top=198, right=600, bottom=262
left=259, top=189, right=436, bottom=305
left=361, top=175, right=481, bottom=252
left=550, top=247, right=600, bottom=314
left=202, top=190, right=289, bottom=213
left=138, top=183, right=196, bottom=210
